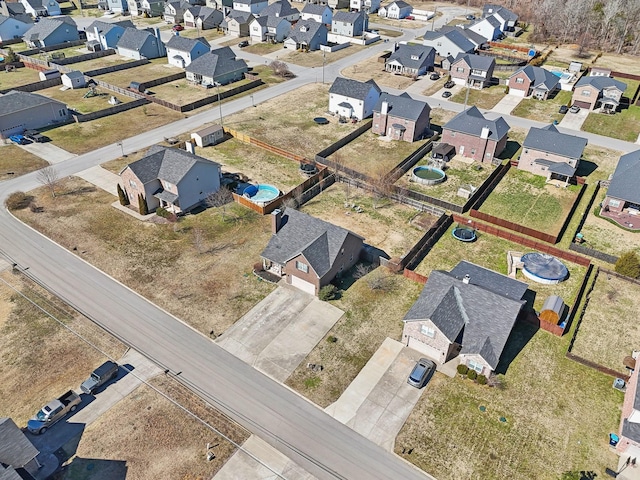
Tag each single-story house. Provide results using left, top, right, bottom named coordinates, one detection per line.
left=186, top=46, right=248, bottom=85
left=378, top=0, right=411, bottom=19
left=0, top=417, right=41, bottom=477
left=261, top=208, right=364, bottom=295
left=518, top=124, right=587, bottom=185
left=450, top=53, right=495, bottom=89
left=507, top=65, right=560, bottom=99
left=0, top=13, right=32, bottom=42
left=61, top=70, right=86, bottom=89
left=422, top=28, right=475, bottom=59
left=328, top=77, right=381, bottom=121
left=116, top=27, right=165, bottom=60
left=402, top=261, right=528, bottom=375
left=602, top=150, right=640, bottom=216
left=85, top=19, right=133, bottom=50
left=23, top=16, right=78, bottom=48
left=283, top=18, right=327, bottom=51
left=119, top=145, right=222, bottom=214
left=191, top=124, right=224, bottom=147
left=384, top=43, right=435, bottom=77
left=249, top=14, right=291, bottom=43
left=300, top=3, right=331, bottom=24
left=0, top=90, right=70, bottom=138
left=258, top=0, right=299, bottom=22
left=572, top=75, right=627, bottom=112
left=372, top=92, right=430, bottom=142
left=165, top=35, right=210, bottom=68
left=442, top=106, right=509, bottom=163
left=19, top=0, right=60, bottom=16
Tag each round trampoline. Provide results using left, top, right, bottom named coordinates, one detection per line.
left=452, top=225, right=477, bottom=242
left=314, top=117, right=329, bottom=125
left=521, top=253, right=568, bottom=284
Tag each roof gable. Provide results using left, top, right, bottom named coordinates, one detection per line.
left=165, top=34, right=209, bottom=52
left=443, top=106, right=510, bottom=141
left=453, top=52, right=495, bottom=71
left=329, top=76, right=380, bottom=99
left=185, top=47, right=247, bottom=78
left=575, top=75, right=627, bottom=93
left=607, top=149, right=640, bottom=204
left=373, top=92, right=430, bottom=121
left=523, top=124, right=587, bottom=159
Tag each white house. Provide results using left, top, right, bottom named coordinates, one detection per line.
left=328, top=77, right=381, bottom=120
left=300, top=3, right=331, bottom=24
left=0, top=13, right=32, bottom=42
left=467, top=15, right=502, bottom=42
left=349, top=0, right=379, bottom=13
left=19, top=0, right=60, bottom=17
left=165, top=35, right=210, bottom=68
left=249, top=15, right=290, bottom=43
left=422, top=28, right=475, bottom=58
left=232, top=0, right=267, bottom=15
left=378, top=0, right=411, bottom=19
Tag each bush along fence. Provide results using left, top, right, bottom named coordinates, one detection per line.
left=403, top=213, right=453, bottom=272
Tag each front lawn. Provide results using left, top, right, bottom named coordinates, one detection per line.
left=581, top=106, right=640, bottom=142
left=340, top=54, right=416, bottom=90
left=511, top=90, right=573, bottom=124
left=283, top=44, right=366, bottom=68
left=450, top=84, right=506, bottom=110
left=0, top=145, right=49, bottom=180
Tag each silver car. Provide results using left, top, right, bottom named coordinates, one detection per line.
left=407, top=358, right=435, bottom=388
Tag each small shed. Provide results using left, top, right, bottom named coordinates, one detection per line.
left=539, top=295, right=564, bottom=325
left=191, top=124, right=224, bottom=147
left=38, top=69, right=61, bottom=81
left=432, top=142, right=455, bottom=162
left=568, top=61, right=582, bottom=73
left=62, top=71, right=86, bottom=89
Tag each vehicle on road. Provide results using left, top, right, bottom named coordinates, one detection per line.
left=442, top=91, right=452, bottom=98
left=9, top=134, right=30, bottom=145
left=569, top=105, right=580, bottom=113
left=559, top=105, right=568, bottom=114
left=466, top=14, right=475, bottom=20
left=238, top=40, right=249, bottom=48
left=172, top=24, right=184, bottom=31
left=81, top=360, right=119, bottom=394
left=444, top=80, right=455, bottom=88
left=27, top=390, right=81, bottom=434
left=24, top=130, right=48, bottom=143
left=407, top=358, right=435, bottom=389
left=429, top=72, right=440, bottom=80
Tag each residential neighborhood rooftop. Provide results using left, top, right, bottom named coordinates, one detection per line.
left=606, top=150, right=640, bottom=204
left=444, top=106, right=510, bottom=141
left=329, top=77, right=381, bottom=100
left=523, top=124, right=587, bottom=159
left=374, top=92, right=430, bottom=121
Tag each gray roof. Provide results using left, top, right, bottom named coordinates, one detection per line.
left=622, top=419, right=640, bottom=443
left=0, top=466, right=22, bottom=480
left=186, top=47, right=247, bottom=79
left=301, top=3, right=327, bottom=14
left=165, top=34, right=209, bottom=52
left=483, top=14, right=501, bottom=28
left=332, top=10, right=364, bottom=24
left=194, top=124, right=222, bottom=137
left=607, top=150, right=640, bottom=204
left=575, top=75, right=627, bottom=93
left=329, top=76, right=381, bottom=100
left=403, top=261, right=527, bottom=369
left=25, top=16, right=77, bottom=42
left=512, top=65, right=559, bottom=91
left=0, top=13, right=31, bottom=25
left=222, top=9, right=253, bottom=25
left=523, top=124, right=587, bottom=159
left=453, top=52, right=495, bottom=71
left=86, top=19, right=132, bottom=35
left=261, top=209, right=363, bottom=278
left=534, top=159, right=576, bottom=177
left=198, top=6, right=222, bottom=23
left=373, top=92, right=430, bottom=122
left=63, top=70, right=84, bottom=79
left=4, top=2, right=27, bottom=15
left=439, top=25, right=486, bottom=46
left=443, top=106, right=509, bottom=141
left=259, top=0, right=298, bottom=17
left=424, top=29, right=475, bottom=53
left=483, top=4, right=517, bottom=22
left=389, top=0, right=411, bottom=9
left=117, top=27, right=157, bottom=50
left=0, top=90, right=66, bottom=116
left=286, top=18, right=325, bottom=44
left=387, top=44, right=434, bottom=70
left=123, top=145, right=220, bottom=185
left=235, top=0, right=264, bottom=4
left=0, top=418, right=39, bottom=468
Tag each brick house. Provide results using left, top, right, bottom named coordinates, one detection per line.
left=507, top=65, right=560, bottom=99
left=403, top=261, right=528, bottom=375
left=602, top=150, right=640, bottom=216
left=572, top=76, right=627, bottom=112
left=617, top=352, right=640, bottom=460
left=518, top=124, right=587, bottom=185
left=441, top=106, right=509, bottom=163
left=450, top=53, right=495, bottom=89
left=371, top=92, right=430, bottom=142
left=261, top=209, right=364, bottom=295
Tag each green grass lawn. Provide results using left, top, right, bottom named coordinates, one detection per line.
left=581, top=105, right=640, bottom=142
left=0, top=145, right=49, bottom=180
left=450, top=84, right=507, bottom=110
left=511, top=90, right=573, bottom=124
left=479, top=168, right=580, bottom=234
left=96, top=58, right=180, bottom=88
left=0, top=66, right=42, bottom=90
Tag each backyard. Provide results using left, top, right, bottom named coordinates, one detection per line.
left=511, top=90, right=573, bottom=124
left=0, top=145, right=49, bottom=181
left=96, top=58, right=181, bottom=88
left=68, top=53, right=135, bottom=73
left=0, top=66, right=42, bottom=90
left=38, top=84, right=135, bottom=114
left=571, top=270, right=640, bottom=372
left=340, top=53, right=416, bottom=90
left=283, top=44, right=367, bottom=68
left=450, top=84, right=506, bottom=110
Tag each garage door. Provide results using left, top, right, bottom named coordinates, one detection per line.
left=290, top=275, right=316, bottom=295
left=407, top=337, right=445, bottom=363
left=573, top=100, right=591, bottom=109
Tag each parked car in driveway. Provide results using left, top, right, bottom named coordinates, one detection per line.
left=444, top=80, right=455, bottom=88
left=172, top=24, right=184, bottom=31
left=27, top=390, right=81, bottom=434
left=429, top=72, right=440, bottom=80
left=569, top=105, right=581, bottom=113
left=407, top=358, right=435, bottom=388
left=238, top=40, right=249, bottom=48
left=442, top=91, right=452, bottom=98
left=9, top=134, right=30, bottom=145
left=81, top=360, right=119, bottom=394
left=559, top=105, right=568, bottom=114
left=24, top=130, right=48, bottom=143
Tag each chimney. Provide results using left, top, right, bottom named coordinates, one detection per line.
left=463, top=274, right=470, bottom=284
left=394, top=42, right=399, bottom=51
left=381, top=100, right=388, bottom=115
left=480, top=125, right=490, bottom=139
left=271, top=208, right=283, bottom=234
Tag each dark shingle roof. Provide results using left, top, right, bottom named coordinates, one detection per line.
left=575, top=75, right=627, bottom=93
left=523, top=124, right=587, bottom=159
left=622, top=419, right=640, bottom=443
left=390, top=0, right=411, bottom=8
left=0, top=465, right=23, bottom=480
left=443, top=106, right=509, bottom=141
left=607, top=150, right=640, bottom=204
left=301, top=3, right=326, bottom=15
left=453, top=52, right=495, bottom=71
left=186, top=47, right=247, bottom=78
left=329, top=77, right=381, bottom=100
left=5, top=2, right=27, bottom=15
left=25, top=16, right=77, bottom=42
left=403, top=262, right=527, bottom=369
left=373, top=92, right=430, bottom=122
left=332, top=10, right=363, bottom=24
left=533, top=159, right=576, bottom=177
left=424, top=29, right=475, bottom=53
left=0, top=418, right=39, bottom=468
left=0, top=13, right=31, bottom=25
left=165, top=34, right=209, bottom=52
left=261, top=209, right=363, bottom=278
left=86, top=19, right=132, bottom=35
left=0, top=90, right=65, bottom=116
left=483, top=14, right=501, bottom=28
left=117, top=27, right=156, bottom=50
left=483, top=4, right=517, bottom=22
left=512, top=65, right=559, bottom=91
left=259, top=0, right=298, bottom=17
left=439, top=25, right=486, bottom=46
left=386, top=43, right=434, bottom=70
left=286, top=18, right=325, bottom=43
left=222, top=9, right=253, bottom=25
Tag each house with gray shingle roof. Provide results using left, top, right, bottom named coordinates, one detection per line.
left=232, top=0, right=267, bottom=15
left=572, top=75, right=627, bottom=112
left=403, top=261, right=528, bottom=374
left=0, top=418, right=41, bottom=478
left=283, top=18, right=327, bottom=51
left=507, top=65, right=560, bottom=100
left=185, top=46, right=248, bottom=85
left=385, top=44, right=435, bottom=77
left=184, top=6, right=223, bottom=29
left=300, top=3, right=331, bottom=24
left=249, top=13, right=290, bottom=43
left=438, top=25, right=487, bottom=50
left=221, top=9, right=254, bottom=37
left=603, top=150, right=640, bottom=217
left=450, top=53, right=495, bottom=89
left=350, top=0, right=379, bottom=14
left=372, top=92, right=430, bottom=142
left=618, top=355, right=640, bottom=455
left=423, top=29, right=475, bottom=59
left=258, top=0, right=299, bottom=22
left=119, top=145, right=222, bottom=213
left=116, top=27, right=165, bottom=60
left=0, top=1, right=27, bottom=17
left=23, top=16, right=78, bottom=48
left=467, top=14, right=501, bottom=42
left=328, top=77, right=381, bottom=120
left=483, top=4, right=518, bottom=32
left=164, top=0, right=190, bottom=24
left=518, top=124, right=587, bottom=185
left=330, top=10, right=366, bottom=37
left=261, top=208, right=364, bottom=295
left=0, top=90, right=70, bottom=138
left=19, top=0, right=60, bottom=17
left=85, top=19, right=133, bottom=50
left=442, top=106, right=509, bottom=163
left=0, top=13, right=31, bottom=42
left=128, top=0, right=164, bottom=17
left=378, top=1, right=411, bottom=19
left=165, top=34, right=210, bottom=68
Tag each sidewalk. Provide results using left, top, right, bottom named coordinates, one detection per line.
left=492, top=94, right=523, bottom=115
left=76, top=165, right=120, bottom=196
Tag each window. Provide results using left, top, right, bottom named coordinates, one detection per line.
left=129, top=179, right=137, bottom=188
left=456, top=67, right=464, bottom=72
left=421, top=325, right=435, bottom=338
left=468, top=359, right=483, bottom=373
left=609, top=199, right=621, bottom=208
left=581, top=89, right=591, bottom=96
left=515, top=77, right=524, bottom=84
left=450, top=131, right=456, bottom=137
left=296, top=261, right=308, bottom=273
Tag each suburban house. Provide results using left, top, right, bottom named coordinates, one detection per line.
left=467, top=15, right=502, bottom=42
left=442, top=106, right=510, bottom=163
left=23, top=16, right=78, bottom=48
left=186, top=46, right=248, bottom=85
left=165, top=35, right=210, bottom=68
left=0, top=1, right=27, bottom=17
left=260, top=208, right=364, bottom=295
left=372, top=92, right=431, bottom=142
left=328, top=0, right=348, bottom=9
left=232, top=0, right=267, bottom=15
left=384, top=43, right=435, bottom=77
left=221, top=10, right=254, bottom=37
left=602, top=150, right=640, bottom=217
left=507, top=65, right=560, bottom=99
left=164, top=0, right=190, bottom=24
left=85, top=19, right=133, bottom=50
left=378, top=1, right=411, bottom=19
left=0, top=417, right=41, bottom=478
left=300, top=3, right=331, bottom=24
left=422, top=29, right=475, bottom=59
left=402, top=261, right=528, bottom=375
left=0, top=91, right=69, bottom=138
left=128, top=0, right=164, bottom=17
left=616, top=353, right=640, bottom=459
left=482, top=4, right=518, bottom=33
left=330, top=11, right=367, bottom=38
left=439, top=25, right=488, bottom=50
left=98, top=0, right=128, bottom=14
left=450, top=53, right=495, bottom=89
left=184, top=6, right=223, bottom=29
left=19, top=0, right=60, bottom=16
left=259, top=0, right=299, bottom=22
left=283, top=18, right=327, bottom=51
left=249, top=15, right=290, bottom=43
left=572, top=75, right=627, bottom=112
left=0, top=13, right=32, bottom=42
left=119, top=145, right=222, bottom=214
left=518, top=124, right=587, bottom=185
left=116, top=27, right=165, bottom=60
left=191, top=124, right=224, bottom=147
left=328, top=77, right=381, bottom=121
left=349, top=0, right=379, bottom=14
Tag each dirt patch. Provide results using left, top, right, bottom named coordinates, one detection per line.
left=283, top=44, right=367, bottom=68
left=340, top=54, right=416, bottom=90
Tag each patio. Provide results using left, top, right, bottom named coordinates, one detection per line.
left=600, top=209, right=640, bottom=231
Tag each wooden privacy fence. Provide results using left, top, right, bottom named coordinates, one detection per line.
left=84, top=59, right=149, bottom=77
left=51, top=49, right=115, bottom=66
left=315, top=119, right=373, bottom=159
left=72, top=98, right=150, bottom=122
left=18, top=40, right=85, bottom=56
left=403, top=213, right=453, bottom=271
left=385, top=139, right=434, bottom=183
left=0, top=76, right=61, bottom=94
left=225, top=127, right=308, bottom=163
left=470, top=209, right=558, bottom=244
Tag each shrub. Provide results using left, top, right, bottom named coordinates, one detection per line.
left=253, top=261, right=264, bottom=272
left=326, top=335, right=338, bottom=343
left=156, top=207, right=170, bottom=218
left=467, top=369, right=478, bottom=381
left=615, top=251, right=640, bottom=279
left=4, top=48, right=18, bottom=64
left=137, top=194, right=148, bottom=215
left=477, top=374, right=488, bottom=385
left=117, top=183, right=129, bottom=206
left=457, top=364, right=469, bottom=375
left=504, top=86, right=509, bottom=94
left=318, top=284, right=337, bottom=301
left=5, top=191, right=32, bottom=210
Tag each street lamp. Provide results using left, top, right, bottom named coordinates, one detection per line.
left=250, top=94, right=255, bottom=107
left=117, top=141, right=126, bottom=157
left=431, top=6, right=438, bottom=31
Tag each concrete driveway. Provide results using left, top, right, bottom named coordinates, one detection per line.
left=19, top=142, right=76, bottom=164
left=76, top=166, right=120, bottom=196
left=216, top=285, right=344, bottom=382
left=559, top=107, right=589, bottom=130
left=492, top=94, right=523, bottom=115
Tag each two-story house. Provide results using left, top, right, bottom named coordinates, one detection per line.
left=128, top=0, right=164, bottom=16
left=165, top=34, right=209, bottom=67
left=220, top=9, right=253, bottom=36
left=372, top=92, right=431, bottom=142
left=165, top=0, right=191, bottom=24
left=572, top=75, right=627, bottom=112
left=249, top=15, right=290, bottom=43
left=116, top=27, right=165, bottom=60
left=450, top=53, right=495, bottom=89
left=330, top=10, right=366, bottom=38
left=467, top=15, right=501, bottom=42
left=23, top=16, right=78, bottom=48
left=259, top=0, right=299, bottom=22
left=85, top=19, right=133, bottom=50
left=328, top=76, right=381, bottom=120
left=232, top=0, right=267, bottom=15
left=378, top=0, right=411, bottom=19
left=349, top=0, right=379, bottom=14
left=184, top=6, right=223, bottom=28
left=19, top=0, right=60, bottom=17
left=300, top=3, right=331, bottom=24
left=507, top=65, right=560, bottom=99
left=98, top=0, right=128, bottom=14
left=185, top=46, right=248, bottom=85
left=283, top=18, right=327, bottom=51
left=602, top=150, right=640, bottom=217
left=0, top=13, right=32, bottom=42
left=384, top=43, right=435, bottom=77
left=482, top=4, right=518, bottom=33
left=422, top=28, right=475, bottom=59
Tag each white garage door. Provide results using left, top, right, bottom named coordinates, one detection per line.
left=407, top=337, right=444, bottom=363
left=290, top=275, right=316, bottom=295
left=509, top=88, right=526, bottom=97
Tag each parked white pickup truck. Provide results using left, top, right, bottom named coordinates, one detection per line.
left=27, top=390, right=81, bottom=435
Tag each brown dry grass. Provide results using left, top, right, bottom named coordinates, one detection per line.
left=96, top=59, right=181, bottom=88
left=283, top=44, right=367, bottom=68
left=0, top=66, right=42, bottom=89
left=339, top=54, right=416, bottom=90
left=69, top=54, right=134, bottom=73
left=0, top=145, right=49, bottom=180
left=38, top=84, right=134, bottom=114
left=13, top=177, right=276, bottom=336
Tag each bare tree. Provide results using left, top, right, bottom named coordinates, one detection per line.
left=269, top=60, right=294, bottom=78
left=205, top=188, right=233, bottom=220
left=37, top=166, right=60, bottom=198
left=369, top=166, right=394, bottom=210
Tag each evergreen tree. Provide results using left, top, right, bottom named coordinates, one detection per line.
left=117, top=184, right=129, bottom=206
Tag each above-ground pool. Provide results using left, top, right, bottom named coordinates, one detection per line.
left=452, top=226, right=477, bottom=242
left=521, top=253, right=568, bottom=284
left=412, top=166, right=446, bottom=185
left=240, top=184, right=280, bottom=207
